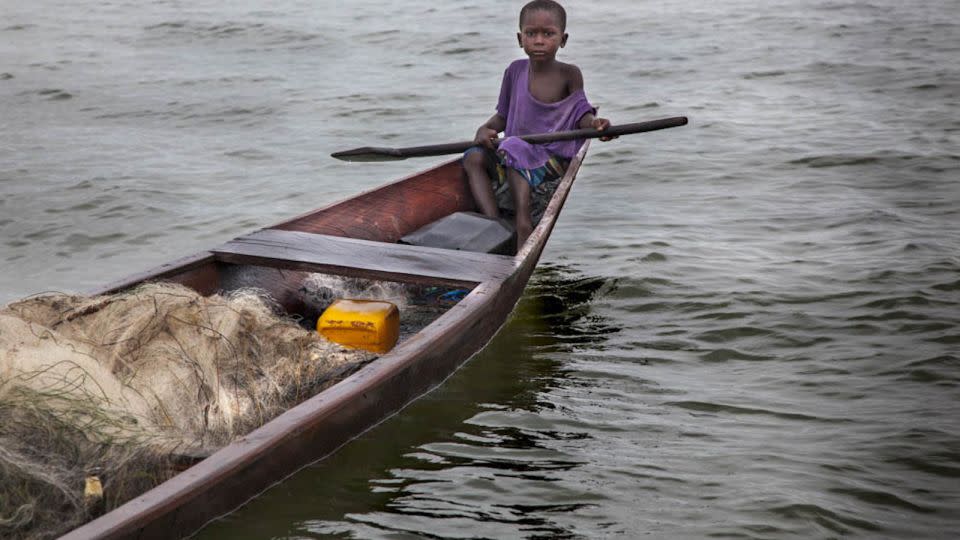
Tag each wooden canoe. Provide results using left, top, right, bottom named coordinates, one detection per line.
left=61, top=141, right=590, bottom=539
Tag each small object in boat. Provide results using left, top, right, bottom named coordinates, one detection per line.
left=412, top=286, right=470, bottom=306
left=317, top=299, right=399, bottom=354
left=84, top=476, right=103, bottom=500
left=84, top=475, right=105, bottom=515
left=439, top=289, right=468, bottom=303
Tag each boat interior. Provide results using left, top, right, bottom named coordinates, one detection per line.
left=94, top=159, right=525, bottom=333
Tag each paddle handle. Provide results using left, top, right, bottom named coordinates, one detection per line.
left=401, top=116, right=688, bottom=158
left=515, top=115, right=688, bottom=145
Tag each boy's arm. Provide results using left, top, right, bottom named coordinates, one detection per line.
left=475, top=114, right=506, bottom=149
left=567, top=65, right=614, bottom=138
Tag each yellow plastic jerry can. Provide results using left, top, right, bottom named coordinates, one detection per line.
left=317, top=299, right=399, bottom=354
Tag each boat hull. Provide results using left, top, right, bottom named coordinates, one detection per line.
left=62, top=142, right=589, bottom=539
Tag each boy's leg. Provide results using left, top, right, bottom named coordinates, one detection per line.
left=462, top=150, right=499, bottom=218
left=507, top=168, right=533, bottom=249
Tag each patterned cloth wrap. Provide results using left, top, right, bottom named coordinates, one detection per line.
left=463, top=146, right=566, bottom=187
left=462, top=146, right=568, bottom=223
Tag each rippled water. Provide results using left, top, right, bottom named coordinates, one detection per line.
left=3, top=0, right=959, bottom=538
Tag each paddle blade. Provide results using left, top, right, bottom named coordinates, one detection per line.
left=330, top=147, right=406, bottom=162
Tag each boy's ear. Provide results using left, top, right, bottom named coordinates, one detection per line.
left=561, top=33, right=568, bottom=47
left=517, top=32, right=523, bottom=47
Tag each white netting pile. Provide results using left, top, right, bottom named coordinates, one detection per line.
left=0, top=282, right=374, bottom=539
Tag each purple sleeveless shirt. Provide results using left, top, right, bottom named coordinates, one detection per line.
left=495, top=59, right=596, bottom=170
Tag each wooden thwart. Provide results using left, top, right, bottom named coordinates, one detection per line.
left=214, top=228, right=517, bottom=287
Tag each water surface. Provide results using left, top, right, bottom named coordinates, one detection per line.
left=2, top=0, right=958, bottom=537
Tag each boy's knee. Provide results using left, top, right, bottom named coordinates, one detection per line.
left=463, top=150, right=486, bottom=169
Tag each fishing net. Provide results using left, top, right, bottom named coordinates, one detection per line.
left=0, top=282, right=377, bottom=539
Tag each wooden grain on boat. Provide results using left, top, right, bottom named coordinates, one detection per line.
left=62, top=141, right=590, bottom=540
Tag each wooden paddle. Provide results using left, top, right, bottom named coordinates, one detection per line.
left=331, top=116, right=688, bottom=162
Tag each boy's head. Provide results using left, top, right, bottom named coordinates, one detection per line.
left=519, top=0, right=566, bottom=32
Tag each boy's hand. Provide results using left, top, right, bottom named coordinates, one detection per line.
left=593, top=118, right=617, bottom=141
left=474, top=127, right=499, bottom=149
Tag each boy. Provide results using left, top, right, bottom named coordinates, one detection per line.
left=463, top=0, right=612, bottom=249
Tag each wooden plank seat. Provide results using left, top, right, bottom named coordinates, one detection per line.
left=213, top=228, right=518, bottom=288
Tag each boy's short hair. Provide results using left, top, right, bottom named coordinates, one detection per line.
left=519, top=0, right=567, bottom=31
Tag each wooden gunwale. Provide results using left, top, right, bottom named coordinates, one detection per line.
left=61, top=142, right=589, bottom=540
left=88, top=251, right=218, bottom=297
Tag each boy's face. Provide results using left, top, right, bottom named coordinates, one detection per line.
left=517, top=9, right=567, bottom=62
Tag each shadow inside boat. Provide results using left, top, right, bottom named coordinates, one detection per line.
left=194, top=263, right=619, bottom=539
